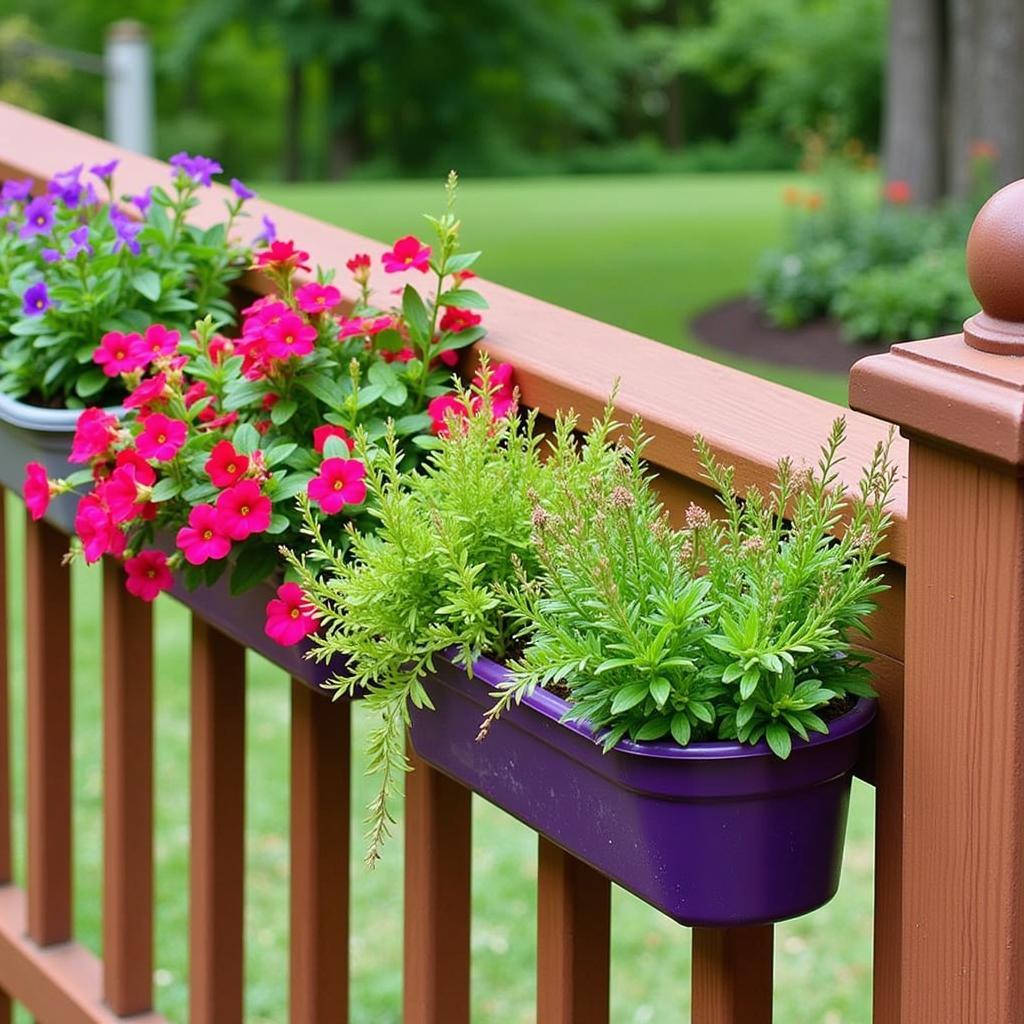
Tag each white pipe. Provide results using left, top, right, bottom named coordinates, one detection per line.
left=104, top=20, right=154, bottom=156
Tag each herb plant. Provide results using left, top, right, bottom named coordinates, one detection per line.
left=0, top=156, right=251, bottom=405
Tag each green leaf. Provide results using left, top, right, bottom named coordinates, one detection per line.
left=267, top=513, right=290, bottom=534
left=435, top=326, right=486, bottom=352
left=739, top=667, right=760, bottom=701
left=272, top=473, right=314, bottom=501
left=132, top=270, right=161, bottom=302
left=438, top=288, right=488, bottom=310
left=444, top=251, right=481, bottom=273
left=402, top=285, right=431, bottom=346
left=233, top=422, right=260, bottom=455
left=669, top=713, right=692, bottom=747
left=75, top=369, right=108, bottom=398
left=150, top=478, right=181, bottom=502
left=229, top=545, right=280, bottom=595
left=270, top=398, right=298, bottom=426
left=609, top=681, right=649, bottom=715
left=298, top=372, right=346, bottom=410
left=765, top=723, right=793, bottom=760
left=634, top=718, right=671, bottom=742
left=266, top=443, right=298, bottom=467
left=649, top=676, right=671, bottom=707
left=322, top=436, right=351, bottom=459
left=394, top=412, right=433, bottom=435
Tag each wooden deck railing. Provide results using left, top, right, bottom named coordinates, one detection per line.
left=0, top=101, right=1020, bottom=1024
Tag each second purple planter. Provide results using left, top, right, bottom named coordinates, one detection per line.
left=410, top=656, right=876, bottom=927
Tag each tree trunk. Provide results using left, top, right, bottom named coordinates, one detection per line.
left=283, top=62, right=304, bottom=182
left=945, top=0, right=977, bottom=197
left=662, top=0, right=683, bottom=149
left=974, top=0, right=1024, bottom=188
left=883, top=0, right=945, bottom=203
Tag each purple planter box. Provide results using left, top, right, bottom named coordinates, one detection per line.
left=410, top=656, right=876, bottom=927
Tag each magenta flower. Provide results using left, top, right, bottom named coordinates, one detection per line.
left=124, top=373, right=169, bottom=411
left=312, top=425, right=353, bottom=454
left=205, top=440, right=249, bottom=488
left=176, top=504, right=232, bottom=566
left=93, top=331, right=146, bottom=377
left=296, top=282, right=342, bottom=315
left=139, top=324, right=179, bottom=363
left=215, top=480, right=271, bottom=540
left=20, top=196, right=54, bottom=239
left=266, top=313, right=317, bottom=360
left=69, top=408, right=119, bottom=464
left=74, top=495, right=125, bottom=564
left=255, top=240, right=310, bottom=272
left=307, top=458, right=366, bottom=514
left=265, top=582, right=317, bottom=646
left=136, top=413, right=187, bottom=462
left=22, top=282, right=53, bottom=317
left=124, top=550, right=172, bottom=602
left=382, top=235, right=431, bottom=274
left=103, top=464, right=150, bottom=524
left=23, top=462, right=52, bottom=521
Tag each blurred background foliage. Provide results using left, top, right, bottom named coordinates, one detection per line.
left=0, top=0, right=886, bottom=181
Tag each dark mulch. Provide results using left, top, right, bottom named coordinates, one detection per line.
left=690, top=298, right=889, bottom=374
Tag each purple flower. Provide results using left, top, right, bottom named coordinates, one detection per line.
left=20, top=196, right=54, bottom=239
left=1, top=178, right=33, bottom=203
left=67, top=225, right=93, bottom=259
left=112, top=219, right=141, bottom=255
left=230, top=178, right=255, bottom=201
left=22, top=282, right=53, bottom=317
left=90, top=159, right=119, bottom=180
left=255, top=214, right=277, bottom=245
left=47, top=164, right=84, bottom=208
left=170, top=151, right=223, bottom=188
left=41, top=248, right=61, bottom=264
left=131, top=188, right=153, bottom=216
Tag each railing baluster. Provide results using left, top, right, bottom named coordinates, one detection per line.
left=0, top=495, right=11, bottom=1024
left=290, top=682, right=349, bottom=1024
left=536, top=837, right=610, bottom=1024
left=25, top=514, right=72, bottom=947
left=102, top=559, right=154, bottom=1014
left=691, top=926, right=773, bottom=1024
left=403, top=752, right=471, bottom=1024
left=190, top=616, right=246, bottom=1024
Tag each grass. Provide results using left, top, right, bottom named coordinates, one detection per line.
left=7, top=173, right=873, bottom=1023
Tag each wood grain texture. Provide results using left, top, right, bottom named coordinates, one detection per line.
left=536, top=837, right=610, bottom=1024
left=25, top=514, right=72, bottom=946
left=290, top=683, right=349, bottom=1024
left=101, top=560, right=154, bottom=1016
left=0, top=102, right=908, bottom=565
left=896, top=443, right=1024, bottom=1023
left=691, top=926, right=773, bottom=1024
left=190, top=618, right=246, bottom=1024
left=403, top=752, right=471, bottom=1024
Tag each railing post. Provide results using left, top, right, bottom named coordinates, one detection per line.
left=850, top=178, right=1024, bottom=1024
left=691, top=926, right=773, bottom=1024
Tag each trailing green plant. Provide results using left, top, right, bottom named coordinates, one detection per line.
left=286, top=360, right=545, bottom=863
left=491, top=416, right=896, bottom=760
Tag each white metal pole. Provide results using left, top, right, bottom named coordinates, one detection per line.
left=104, top=20, right=154, bottom=155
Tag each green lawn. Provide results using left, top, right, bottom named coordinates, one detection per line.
left=8, top=174, right=872, bottom=1023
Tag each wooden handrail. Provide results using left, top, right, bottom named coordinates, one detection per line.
left=0, top=101, right=908, bottom=565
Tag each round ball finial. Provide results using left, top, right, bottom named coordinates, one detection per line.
left=964, top=179, right=1024, bottom=354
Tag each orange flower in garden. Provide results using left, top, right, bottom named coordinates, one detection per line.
left=970, top=139, right=998, bottom=162
left=804, top=192, right=824, bottom=212
left=782, top=186, right=803, bottom=207
left=883, top=180, right=912, bottom=205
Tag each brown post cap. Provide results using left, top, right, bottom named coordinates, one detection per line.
left=850, top=179, right=1024, bottom=469
left=964, top=179, right=1024, bottom=354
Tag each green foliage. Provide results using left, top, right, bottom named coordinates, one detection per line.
left=287, top=362, right=546, bottom=863
left=495, top=416, right=895, bottom=757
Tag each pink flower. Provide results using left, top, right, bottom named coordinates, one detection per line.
left=312, top=425, right=354, bottom=454
left=265, top=313, right=317, bottom=360
left=70, top=408, right=119, bottom=464
left=114, top=448, right=156, bottom=485
left=205, top=440, right=249, bottom=488
left=475, top=361, right=515, bottom=398
left=438, top=349, right=459, bottom=368
left=103, top=464, right=149, bottom=524
left=381, top=346, right=416, bottom=364
left=124, top=550, right=172, bottom=602
left=346, top=253, right=371, bottom=280
left=296, top=282, right=342, bottom=314
left=382, top=235, right=431, bottom=274
left=74, top=495, right=125, bottom=564
left=139, top=324, right=180, bottom=362
left=338, top=315, right=393, bottom=339
left=215, top=480, right=271, bottom=540
left=307, top=458, right=367, bottom=514
left=428, top=394, right=471, bottom=437
left=93, top=331, right=146, bottom=377
left=265, top=582, right=317, bottom=646
left=124, top=373, right=169, bottom=411
left=176, top=504, right=232, bottom=565
left=439, top=307, right=482, bottom=334
left=255, top=240, right=311, bottom=272
left=135, top=413, right=187, bottom=462
left=24, top=462, right=52, bottom=521
left=884, top=180, right=912, bottom=205
left=208, top=334, right=234, bottom=362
